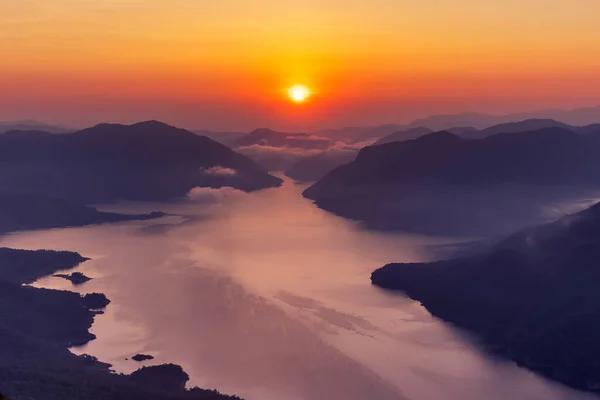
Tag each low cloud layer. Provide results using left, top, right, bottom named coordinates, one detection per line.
left=234, top=137, right=371, bottom=172
left=187, top=186, right=246, bottom=203
left=202, top=166, right=238, bottom=177
left=237, top=144, right=324, bottom=158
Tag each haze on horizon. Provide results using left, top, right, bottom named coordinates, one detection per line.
left=2, top=0, right=600, bottom=131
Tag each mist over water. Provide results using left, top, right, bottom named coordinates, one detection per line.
left=2, top=178, right=597, bottom=400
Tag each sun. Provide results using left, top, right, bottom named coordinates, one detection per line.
left=287, top=84, right=311, bottom=103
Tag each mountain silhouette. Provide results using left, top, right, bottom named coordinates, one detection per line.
left=479, top=118, right=573, bottom=135
left=308, top=106, right=600, bottom=146
left=193, top=130, right=245, bottom=146
left=406, top=106, right=600, bottom=131
left=374, top=119, right=580, bottom=145
left=407, top=112, right=509, bottom=130
left=0, top=121, right=281, bottom=204
left=371, top=200, right=600, bottom=394
left=372, top=127, right=434, bottom=146
left=315, top=124, right=407, bottom=143
left=0, top=120, right=72, bottom=134
left=308, top=127, right=600, bottom=188
left=304, top=127, right=600, bottom=235
left=577, top=123, right=600, bottom=135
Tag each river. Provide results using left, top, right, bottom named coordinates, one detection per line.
left=1, top=178, right=596, bottom=400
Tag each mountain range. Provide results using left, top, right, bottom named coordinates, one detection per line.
left=0, top=121, right=281, bottom=205
left=304, top=126, right=600, bottom=235
left=231, top=116, right=600, bottom=181
left=374, top=118, right=600, bottom=145
left=406, top=106, right=600, bottom=130
left=309, top=105, right=600, bottom=144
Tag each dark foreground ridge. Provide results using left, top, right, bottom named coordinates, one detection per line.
left=0, top=247, right=242, bottom=400
left=371, top=201, right=600, bottom=393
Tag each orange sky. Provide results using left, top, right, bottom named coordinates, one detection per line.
left=1, top=0, right=600, bottom=130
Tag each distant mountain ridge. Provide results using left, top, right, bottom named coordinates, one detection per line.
left=478, top=118, right=573, bottom=135
left=193, top=130, right=245, bottom=146
left=373, top=127, right=434, bottom=146
left=290, top=106, right=600, bottom=145
left=0, top=120, right=73, bottom=134
left=314, top=124, right=406, bottom=143
left=375, top=118, right=600, bottom=145
left=406, top=106, right=600, bottom=130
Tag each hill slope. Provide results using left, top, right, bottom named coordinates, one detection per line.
left=371, top=201, right=600, bottom=393
left=372, top=127, right=434, bottom=146
left=304, top=128, right=600, bottom=235
left=0, top=121, right=281, bottom=204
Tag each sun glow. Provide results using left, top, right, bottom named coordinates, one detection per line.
left=288, top=84, right=311, bottom=103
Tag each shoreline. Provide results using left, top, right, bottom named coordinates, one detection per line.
left=0, top=245, right=242, bottom=400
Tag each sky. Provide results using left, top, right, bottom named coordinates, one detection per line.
left=1, top=0, right=600, bottom=131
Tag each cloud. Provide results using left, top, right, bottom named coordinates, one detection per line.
left=202, top=166, right=238, bottom=177
left=237, top=144, right=323, bottom=158
left=234, top=140, right=364, bottom=172
left=187, top=187, right=246, bottom=202
left=284, top=134, right=330, bottom=141
left=236, top=136, right=372, bottom=156
left=334, top=138, right=377, bottom=151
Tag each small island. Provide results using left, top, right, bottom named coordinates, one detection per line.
left=82, top=293, right=111, bottom=309
left=131, top=354, right=155, bottom=362
left=53, top=272, right=92, bottom=285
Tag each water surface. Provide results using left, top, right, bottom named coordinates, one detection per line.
left=2, top=179, right=597, bottom=400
